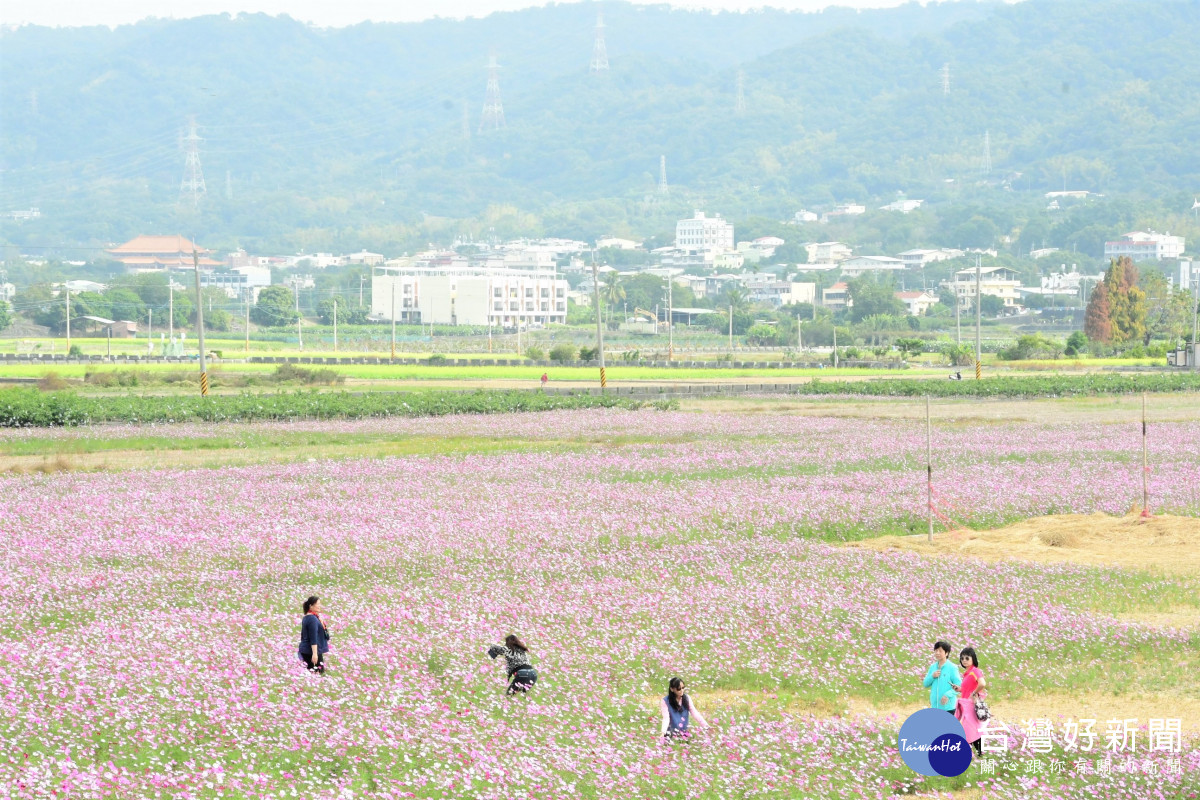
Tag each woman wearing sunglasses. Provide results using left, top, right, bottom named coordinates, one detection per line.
left=660, top=677, right=708, bottom=738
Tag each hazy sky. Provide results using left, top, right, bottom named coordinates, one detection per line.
left=2, top=1, right=953, bottom=29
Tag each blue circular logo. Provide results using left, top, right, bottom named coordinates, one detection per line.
left=897, top=708, right=973, bottom=777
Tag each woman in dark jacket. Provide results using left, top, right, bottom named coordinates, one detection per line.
left=487, top=634, right=538, bottom=694
left=298, top=595, right=330, bottom=673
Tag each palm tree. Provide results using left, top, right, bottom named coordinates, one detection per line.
left=601, top=271, right=625, bottom=323
left=723, top=286, right=750, bottom=316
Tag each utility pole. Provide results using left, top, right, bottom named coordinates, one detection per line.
left=728, top=304, right=733, bottom=353
left=590, top=253, right=606, bottom=390
left=833, top=327, right=838, bottom=368
left=360, top=275, right=366, bottom=308
left=244, top=294, right=250, bottom=354
left=390, top=280, right=397, bottom=361
left=926, top=396, right=933, bottom=544
left=294, top=282, right=303, bottom=350
left=667, top=277, right=673, bottom=360
left=1191, top=272, right=1199, bottom=370
left=954, top=272, right=961, bottom=345
left=333, top=300, right=338, bottom=353
left=192, top=249, right=208, bottom=396
left=148, top=308, right=153, bottom=353
left=168, top=283, right=174, bottom=346
left=975, top=256, right=982, bottom=379
left=797, top=310, right=803, bottom=351
left=65, top=286, right=71, bottom=354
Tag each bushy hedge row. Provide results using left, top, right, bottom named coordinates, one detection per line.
left=797, top=372, right=1200, bottom=398
left=0, top=389, right=674, bottom=428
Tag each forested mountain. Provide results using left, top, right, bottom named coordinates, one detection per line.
left=1, top=0, right=1198, bottom=255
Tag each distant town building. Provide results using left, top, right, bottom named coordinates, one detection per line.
left=748, top=281, right=816, bottom=308
left=1104, top=231, right=1186, bottom=262
left=596, top=237, right=642, bottom=250
left=676, top=211, right=734, bottom=252
left=1180, top=259, right=1200, bottom=294
left=895, top=290, right=940, bottom=317
left=200, top=266, right=272, bottom=300
left=1028, top=247, right=1059, bottom=259
left=372, top=266, right=567, bottom=327
left=822, top=282, right=851, bottom=311
left=4, top=207, right=41, bottom=220
left=346, top=250, right=386, bottom=266
left=791, top=210, right=819, bottom=224
left=839, top=256, right=907, bottom=278
left=806, top=242, right=853, bottom=265
left=63, top=280, right=107, bottom=294
left=106, top=235, right=221, bottom=272
left=943, top=266, right=1022, bottom=309
left=0, top=282, right=15, bottom=302
left=820, top=203, right=866, bottom=223
left=897, top=249, right=962, bottom=269
left=880, top=198, right=924, bottom=213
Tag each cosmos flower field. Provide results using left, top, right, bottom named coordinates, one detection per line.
left=2, top=407, right=1198, bottom=799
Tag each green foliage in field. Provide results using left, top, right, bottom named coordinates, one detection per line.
left=0, top=388, right=676, bottom=427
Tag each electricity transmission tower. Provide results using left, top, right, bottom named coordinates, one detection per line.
left=590, top=11, right=609, bottom=72
left=479, top=51, right=506, bottom=132
left=735, top=70, right=746, bottom=115
left=941, top=63, right=951, bottom=97
left=179, top=116, right=207, bottom=208
left=981, top=131, right=992, bottom=176
left=658, top=155, right=669, bottom=197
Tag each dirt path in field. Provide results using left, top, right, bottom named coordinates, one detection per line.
left=848, top=512, right=1200, bottom=578
left=682, top=690, right=1200, bottom=736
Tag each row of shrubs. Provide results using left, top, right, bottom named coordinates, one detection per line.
left=0, top=389, right=675, bottom=428
left=795, top=373, right=1200, bottom=398
left=45, top=364, right=347, bottom=390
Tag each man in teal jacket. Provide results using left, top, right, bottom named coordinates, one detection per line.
left=923, top=640, right=961, bottom=711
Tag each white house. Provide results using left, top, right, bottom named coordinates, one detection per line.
left=897, top=249, right=962, bottom=269
left=200, top=266, right=272, bottom=300
left=895, top=290, right=939, bottom=317
left=943, top=266, right=1022, bottom=309
left=881, top=198, right=924, bottom=213
left=0, top=282, right=16, bottom=302
left=806, top=242, right=853, bottom=265
left=822, top=282, right=851, bottom=311
left=839, top=256, right=907, bottom=278
left=676, top=211, right=734, bottom=252
left=821, top=203, right=866, bottom=223
left=346, top=250, right=386, bottom=266
left=1104, top=231, right=1186, bottom=261
left=791, top=210, right=819, bottom=223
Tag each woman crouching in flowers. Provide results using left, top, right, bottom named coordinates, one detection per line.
left=487, top=634, right=538, bottom=694
left=660, top=677, right=708, bottom=739
left=953, top=646, right=987, bottom=755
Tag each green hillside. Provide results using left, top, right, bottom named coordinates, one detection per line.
left=1, top=0, right=1197, bottom=255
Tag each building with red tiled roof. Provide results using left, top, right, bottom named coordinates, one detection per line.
left=106, top=235, right=222, bottom=272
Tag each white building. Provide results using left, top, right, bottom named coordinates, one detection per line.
left=880, top=198, right=924, bottom=213
left=822, top=282, right=851, bottom=311
left=596, top=237, right=642, bottom=250
left=895, top=290, right=939, bottom=317
left=839, top=256, right=907, bottom=278
left=63, top=280, right=107, bottom=294
left=943, top=266, right=1022, bottom=309
left=791, top=210, right=819, bottom=223
left=346, top=250, right=386, bottom=266
left=1180, top=260, right=1200, bottom=295
left=676, top=211, right=734, bottom=252
left=200, top=266, right=272, bottom=300
left=806, top=242, right=853, bottom=265
left=372, top=266, right=567, bottom=327
left=748, top=281, right=816, bottom=308
left=0, top=282, right=16, bottom=302
left=820, top=203, right=866, bottom=223
left=897, top=249, right=962, bottom=269
left=1105, top=231, right=1186, bottom=262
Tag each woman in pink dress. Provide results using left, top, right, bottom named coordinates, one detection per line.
left=953, top=646, right=987, bottom=755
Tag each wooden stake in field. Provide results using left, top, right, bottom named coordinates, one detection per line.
left=926, top=396, right=933, bottom=543
left=1142, top=392, right=1150, bottom=517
